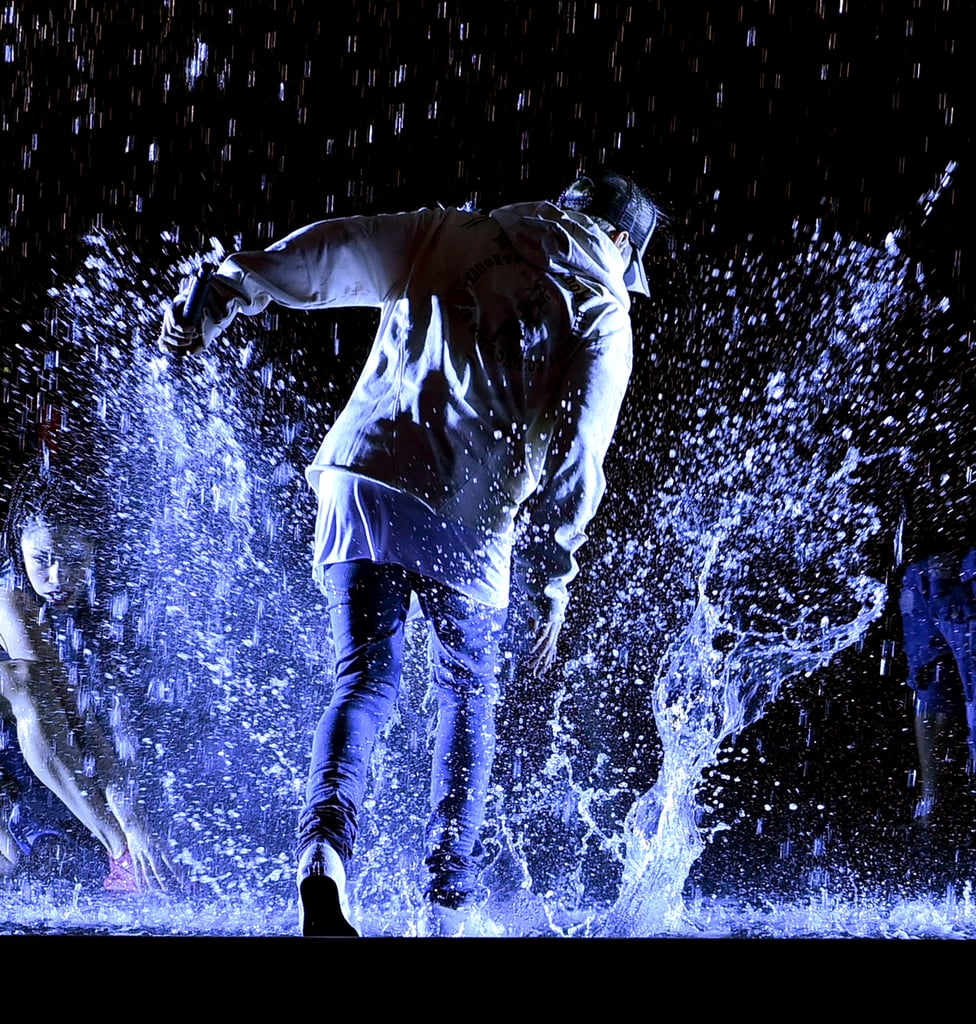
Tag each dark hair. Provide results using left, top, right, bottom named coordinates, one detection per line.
left=2, top=460, right=106, bottom=587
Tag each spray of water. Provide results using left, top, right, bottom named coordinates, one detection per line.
left=2, top=176, right=962, bottom=936
left=34, top=232, right=333, bottom=898
left=602, top=536, right=885, bottom=934
left=584, top=207, right=951, bottom=934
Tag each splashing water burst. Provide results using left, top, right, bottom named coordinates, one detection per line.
left=2, top=178, right=965, bottom=937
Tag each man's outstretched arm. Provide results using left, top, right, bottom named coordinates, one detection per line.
left=160, top=208, right=445, bottom=354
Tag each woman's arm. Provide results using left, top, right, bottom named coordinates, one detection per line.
left=0, top=587, right=50, bottom=662
left=0, top=590, right=174, bottom=888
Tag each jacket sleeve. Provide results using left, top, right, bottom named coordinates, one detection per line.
left=203, top=208, right=445, bottom=337
left=515, top=321, right=632, bottom=623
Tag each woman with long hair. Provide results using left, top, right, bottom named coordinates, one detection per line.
left=0, top=463, right=172, bottom=890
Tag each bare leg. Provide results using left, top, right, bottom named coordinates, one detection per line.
left=0, top=818, right=19, bottom=875
left=914, top=708, right=948, bottom=820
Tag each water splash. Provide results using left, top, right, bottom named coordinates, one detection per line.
left=1, top=195, right=964, bottom=937
left=35, top=231, right=332, bottom=896
left=603, top=535, right=885, bottom=935
left=543, top=206, right=952, bottom=936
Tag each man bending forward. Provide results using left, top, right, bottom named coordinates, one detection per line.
left=160, top=170, right=659, bottom=936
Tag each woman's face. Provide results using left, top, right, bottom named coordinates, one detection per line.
left=20, top=520, right=94, bottom=607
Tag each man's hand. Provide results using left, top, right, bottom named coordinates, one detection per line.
left=527, top=612, right=563, bottom=678
left=158, top=298, right=209, bottom=356
left=159, top=268, right=221, bottom=356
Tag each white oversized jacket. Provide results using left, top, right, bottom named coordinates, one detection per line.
left=204, top=201, right=633, bottom=621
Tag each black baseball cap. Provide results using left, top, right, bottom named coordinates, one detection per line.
left=556, top=171, right=659, bottom=295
